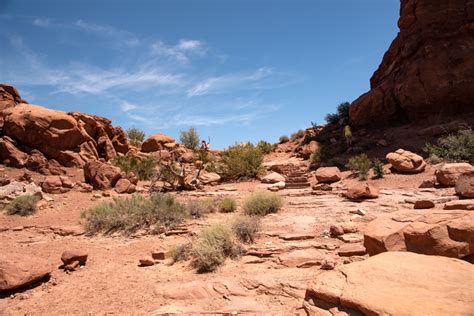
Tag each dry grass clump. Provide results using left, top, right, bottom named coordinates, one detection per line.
left=346, top=153, right=372, bottom=180
left=219, top=197, right=236, bottom=213
left=220, top=143, right=264, bottom=181
left=170, top=242, right=193, bottom=263
left=6, top=195, right=40, bottom=216
left=186, top=198, right=218, bottom=218
left=81, top=194, right=187, bottom=235
left=232, top=216, right=260, bottom=243
left=191, top=223, right=237, bottom=273
left=243, top=191, right=283, bottom=216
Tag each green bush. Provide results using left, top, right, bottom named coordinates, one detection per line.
left=372, top=160, right=384, bottom=179
left=6, top=195, right=40, bottom=216
left=279, top=135, right=290, bottom=143
left=243, top=192, right=283, bottom=216
left=179, top=127, right=200, bottom=150
left=170, top=242, right=192, bottom=263
left=325, top=102, right=351, bottom=125
left=112, top=155, right=156, bottom=180
left=346, top=154, right=372, bottom=180
left=126, top=128, right=145, bottom=148
left=256, top=140, right=276, bottom=154
left=232, top=216, right=260, bottom=243
left=423, top=128, right=474, bottom=163
left=81, top=194, right=187, bottom=235
left=220, top=143, right=264, bottom=181
left=219, top=197, right=236, bottom=213
left=192, top=223, right=234, bottom=273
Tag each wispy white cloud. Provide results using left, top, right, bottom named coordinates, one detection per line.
left=75, top=19, right=139, bottom=46
left=187, top=67, right=273, bottom=97
left=120, top=100, right=138, bottom=112
left=32, top=18, right=51, bottom=27
left=151, top=39, right=207, bottom=63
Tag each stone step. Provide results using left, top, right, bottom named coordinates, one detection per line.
left=285, top=182, right=311, bottom=189
left=286, top=177, right=309, bottom=183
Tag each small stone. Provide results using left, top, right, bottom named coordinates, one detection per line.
left=61, top=250, right=88, bottom=266
left=151, top=250, right=167, bottom=261
left=414, top=200, right=435, bottom=209
left=139, top=257, right=155, bottom=266
left=330, top=224, right=344, bottom=237
left=64, top=260, right=80, bottom=272
left=321, top=259, right=336, bottom=270
left=350, top=209, right=367, bottom=216
left=419, top=179, right=436, bottom=188
left=102, top=191, right=111, bottom=197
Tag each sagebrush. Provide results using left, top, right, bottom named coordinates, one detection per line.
left=6, top=195, right=40, bottom=216
left=180, top=127, right=200, bottom=150
left=192, top=223, right=235, bottom=273
left=243, top=191, right=283, bottom=216
left=126, top=128, right=145, bottom=148
left=232, top=216, right=260, bottom=243
left=346, top=153, right=372, bottom=180
left=256, top=140, right=276, bottom=154
left=279, top=135, right=290, bottom=143
left=219, top=197, right=236, bottom=213
left=81, top=194, right=187, bottom=235
left=372, top=160, right=384, bottom=179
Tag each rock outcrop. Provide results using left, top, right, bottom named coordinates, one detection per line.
left=455, top=171, right=474, bottom=198
left=349, top=0, right=474, bottom=125
left=436, top=163, right=474, bottom=186
left=363, top=210, right=473, bottom=260
left=304, top=252, right=474, bottom=315
left=386, top=149, right=426, bottom=173
left=0, top=84, right=129, bottom=168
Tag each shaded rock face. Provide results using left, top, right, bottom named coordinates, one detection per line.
left=349, top=0, right=474, bottom=125
left=0, top=86, right=129, bottom=168
left=304, top=252, right=474, bottom=316
left=84, top=160, right=122, bottom=190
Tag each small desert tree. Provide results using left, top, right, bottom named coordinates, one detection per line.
left=126, top=128, right=145, bottom=147
left=180, top=127, right=200, bottom=150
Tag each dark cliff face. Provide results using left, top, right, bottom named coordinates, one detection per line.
left=349, top=0, right=474, bottom=126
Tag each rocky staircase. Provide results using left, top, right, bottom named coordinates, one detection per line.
left=269, top=164, right=311, bottom=189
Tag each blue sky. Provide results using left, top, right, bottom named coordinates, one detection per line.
left=0, top=0, right=399, bottom=149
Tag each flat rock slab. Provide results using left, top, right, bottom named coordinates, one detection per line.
left=0, top=253, right=52, bottom=293
left=305, top=252, right=474, bottom=315
left=278, top=249, right=330, bottom=268
left=338, top=243, right=366, bottom=256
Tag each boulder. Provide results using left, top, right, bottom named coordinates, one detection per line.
left=343, top=182, right=379, bottom=200
left=261, top=172, right=285, bottom=184
left=349, top=0, right=474, bottom=126
left=114, top=178, right=136, bottom=194
left=297, top=141, right=318, bottom=159
left=268, top=181, right=285, bottom=191
left=84, top=160, right=122, bottom=190
left=385, top=149, right=426, bottom=173
left=61, top=250, right=88, bottom=266
left=363, top=210, right=473, bottom=259
left=0, top=84, right=24, bottom=110
left=315, top=167, right=341, bottom=183
left=455, top=171, right=474, bottom=198
left=25, top=149, right=48, bottom=173
left=0, top=137, right=28, bottom=168
left=199, top=171, right=221, bottom=185
left=181, top=151, right=195, bottom=163
left=41, top=175, right=71, bottom=194
left=141, top=133, right=175, bottom=153
left=305, top=252, right=474, bottom=315
left=337, top=243, right=366, bottom=257
left=0, top=253, right=52, bottom=293
left=436, top=163, right=474, bottom=186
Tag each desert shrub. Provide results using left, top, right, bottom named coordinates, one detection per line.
left=220, top=143, right=264, bottom=181
left=112, top=155, right=156, bottom=180
left=179, top=127, right=200, bottom=150
left=291, top=129, right=305, bottom=141
left=192, top=223, right=234, bottom=273
left=310, top=147, right=324, bottom=164
left=426, top=154, right=444, bottom=165
left=187, top=198, right=217, bottom=218
left=170, top=242, right=193, bottom=263
left=232, top=216, right=260, bottom=243
left=325, top=102, right=351, bottom=125
left=81, top=194, right=187, bottom=235
left=126, top=128, right=145, bottom=147
left=219, top=197, right=236, bottom=213
left=256, top=140, right=276, bottom=154
left=423, top=128, right=474, bottom=163
left=243, top=192, right=283, bottom=216
left=346, top=154, right=372, bottom=180
left=279, top=135, right=290, bottom=143
left=372, top=160, right=384, bottom=179
left=6, top=195, right=40, bottom=216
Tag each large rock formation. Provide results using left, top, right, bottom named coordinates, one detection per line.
left=0, top=84, right=129, bottom=168
left=304, top=252, right=474, bottom=315
left=349, top=0, right=474, bottom=125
